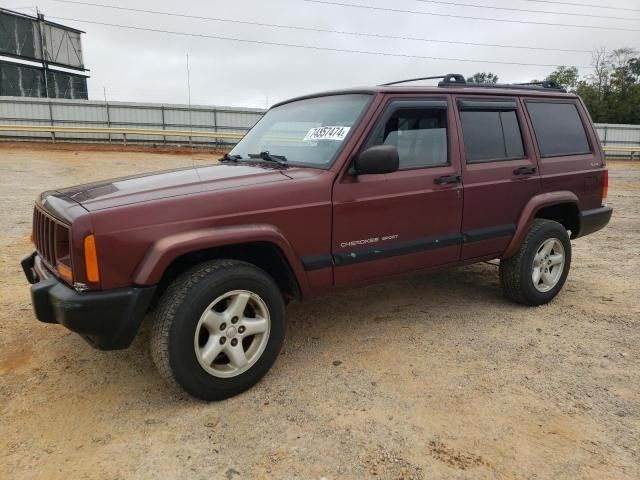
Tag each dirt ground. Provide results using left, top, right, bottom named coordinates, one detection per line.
left=0, top=143, right=638, bottom=480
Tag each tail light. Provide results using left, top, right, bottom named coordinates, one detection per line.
left=602, top=169, right=609, bottom=200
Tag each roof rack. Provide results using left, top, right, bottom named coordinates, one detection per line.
left=381, top=73, right=567, bottom=92
left=381, top=74, right=465, bottom=86
left=514, top=80, right=564, bottom=89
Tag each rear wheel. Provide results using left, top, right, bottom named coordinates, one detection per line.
left=500, top=219, right=571, bottom=306
left=150, top=259, right=286, bottom=400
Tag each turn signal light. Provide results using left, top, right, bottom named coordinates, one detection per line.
left=602, top=169, right=609, bottom=200
left=84, top=234, right=100, bottom=283
left=56, top=261, right=73, bottom=284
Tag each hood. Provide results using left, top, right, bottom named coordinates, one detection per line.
left=57, top=163, right=292, bottom=211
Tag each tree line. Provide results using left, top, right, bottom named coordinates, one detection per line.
left=467, top=47, right=640, bottom=125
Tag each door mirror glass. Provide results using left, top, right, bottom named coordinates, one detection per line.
left=354, top=145, right=399, bottom=175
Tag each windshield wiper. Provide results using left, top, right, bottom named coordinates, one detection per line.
left=247, top=151, right=288, bottom=166
left=219, top=153, right=242, bottom=162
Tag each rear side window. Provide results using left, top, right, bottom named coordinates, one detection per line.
left=525, top=102, right=590, bottom=157
left=371, top=107, right=448, bottom=169
left=459, top=103, right=525, bottom=163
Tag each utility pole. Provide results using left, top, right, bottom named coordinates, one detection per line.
left=104, top=86, right=112, bottom=144
left=35, top=6, right=50, bottom=97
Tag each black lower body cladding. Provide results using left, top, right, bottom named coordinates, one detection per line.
left=22, top=252, right=155, bottom=350
left=577, top=206, right=613, bottom=238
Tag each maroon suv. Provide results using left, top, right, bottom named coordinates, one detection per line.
left=22, top=74, right=612, bottom=400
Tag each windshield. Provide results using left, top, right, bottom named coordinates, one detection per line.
left=229, top=94, right=372, bottom=168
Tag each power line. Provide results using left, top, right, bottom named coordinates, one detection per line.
left=48, top=15, right=593, bottom=69
left=3, top=5, right=37, bottom=12
left=301, top=0, right=640, bottom=32
left=524, top=0, right=640, bottom=14
left=52, top=0, right=638, bottom=24
left=412, top=0, right=639, bottom=21
left=50, top=0, right=593, bottom=54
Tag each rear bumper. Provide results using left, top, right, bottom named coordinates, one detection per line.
left=22, top=252, right=155, bottom=350
left=576, top=206, right=613, bottom=238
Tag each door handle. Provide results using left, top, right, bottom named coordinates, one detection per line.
left=434, top=175, right=461, bottom=185
left=513, top=166, right=537, bottom=175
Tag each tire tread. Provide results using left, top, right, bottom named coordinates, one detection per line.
left=500, top=219, right=570, bottom=306
left=149, top=259, right=258, bottom=393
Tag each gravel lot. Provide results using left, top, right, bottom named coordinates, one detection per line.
left=1, top=143, right=638, bottom=480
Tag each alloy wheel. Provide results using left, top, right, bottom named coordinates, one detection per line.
left=193, top=290, right=271, bottom=378
left=532, top=238, right=565, bottom=293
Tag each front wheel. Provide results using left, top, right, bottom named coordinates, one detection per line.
left=500, top=219, right=572, bottom=306
left=150, top=259, right=286, bottom=400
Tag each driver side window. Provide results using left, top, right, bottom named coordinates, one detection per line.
left=371, top=107, right=448, bottom=169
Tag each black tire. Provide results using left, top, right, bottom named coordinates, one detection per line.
left=500, top=219, right=571, bottom=306
left=150, top=259, right=286, bottom=400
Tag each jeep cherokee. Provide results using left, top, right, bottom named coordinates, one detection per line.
left=22, top=74, right=612, bottom=400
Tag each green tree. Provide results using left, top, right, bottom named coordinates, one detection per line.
left=467, top=72, right=498, bottom=84
left=546, top=47, right=640, bottom=124
left=629, top=58, right=640, bottom=82
left=545, top=66, right=579, bottom=90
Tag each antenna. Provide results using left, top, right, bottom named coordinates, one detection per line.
left=103, top=86, right=112, bottom=144
left=186, top=53, right=193, bottom=148
left=185, top=53, right=200, bottom=175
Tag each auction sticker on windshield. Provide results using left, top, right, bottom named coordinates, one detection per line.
left=304, top=126, right=351, bottom=142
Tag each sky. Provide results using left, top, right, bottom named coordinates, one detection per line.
left=1, top=0, right=638, bottom=108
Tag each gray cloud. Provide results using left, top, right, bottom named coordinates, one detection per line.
left=3, top=0, right=638, bottom=107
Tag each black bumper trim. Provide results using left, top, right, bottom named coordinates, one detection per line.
left=577, top=206, right=613, bottom=238
left=21, top=251, right=39, bottom=284
left=23, top=253, right=156, bottom=350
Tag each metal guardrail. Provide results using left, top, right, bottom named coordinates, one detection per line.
left=0, top=124, right=244, bottom=145
left=0, top=124, right=638, bottom=156
left=602, top=146, right=639, bottom=152
left=602, top=145, right=640, bottom=160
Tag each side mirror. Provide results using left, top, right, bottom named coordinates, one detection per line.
left=353, top=145, right=399, bottom=175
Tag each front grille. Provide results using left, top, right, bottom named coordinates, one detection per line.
left=32, top=205, right=71, bottom=268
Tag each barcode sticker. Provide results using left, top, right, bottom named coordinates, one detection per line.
left=303, top=126, right=351, bottom=142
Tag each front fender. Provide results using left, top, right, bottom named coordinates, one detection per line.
left=131, top=224, right=310, bottom=294
left=501, top=191, right=579, bottom=259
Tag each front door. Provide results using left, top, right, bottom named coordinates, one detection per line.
left=332, top=97, right=464, bottom=287
left=453, top=96, right=541, bottom=259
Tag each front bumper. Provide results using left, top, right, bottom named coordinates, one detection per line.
left=22, top=252, right=156, bottom=350
left=577, top=206, right=613, bottom=238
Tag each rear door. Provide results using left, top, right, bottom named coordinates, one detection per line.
left=523, top=98, right=605, bottom=212
left=331, top=96, right=464, bottom=286
left=454, top=96, right=541, bottom=259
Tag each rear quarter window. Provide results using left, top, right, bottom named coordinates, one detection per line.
left=525, top=101, right=590, bottom=157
